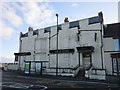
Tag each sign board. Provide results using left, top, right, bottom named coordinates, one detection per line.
left=36, top=63, right=41, bottom=74
left=25, top=63, right=30, bottom=74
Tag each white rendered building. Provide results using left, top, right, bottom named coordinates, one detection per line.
left=15, top=12, right=107, bottom=80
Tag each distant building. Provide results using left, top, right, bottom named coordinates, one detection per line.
left=14, top=12, right=120, bottom=80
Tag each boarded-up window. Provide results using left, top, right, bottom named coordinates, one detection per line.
left=15, top=56, right=18, bottom=61
left=69, top=21, right=79, bottom=29
left=88, top=16, right=102, bottom=24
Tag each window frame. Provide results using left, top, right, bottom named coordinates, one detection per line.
left=112, top=57, right=120, bottom=74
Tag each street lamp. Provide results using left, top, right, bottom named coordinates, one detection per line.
left=56, top=14, right=59, bottom=76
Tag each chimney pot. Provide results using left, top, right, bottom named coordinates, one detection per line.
left=28, top=27, right=33, bottom=32
left=64, top=17, right=69, bottom=23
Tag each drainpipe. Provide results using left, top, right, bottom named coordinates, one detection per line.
left=19, top=34, right=22, bottom=70
left=34, top=36, right=38, bottom=61
left=99, top=11, right=104, bottom=69
left=56, top=14, right=59, bottom=76
left=100, top=24, right=104, bottom=69
left=48, top=32, right=51, bottom=67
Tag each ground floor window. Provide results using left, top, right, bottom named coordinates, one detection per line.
left=112, top=57, right=120, bottom=74
left=118, top=58, right=120, bottom=72
left=113, top=58, right=117, bottom=72
left=15, top=56, right=18, bottom=62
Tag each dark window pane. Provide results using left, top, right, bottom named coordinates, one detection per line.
left=69, top=21, right=79, bottom=29
left=33, top=30, right=38, bottom=35
left=58, top=25, right=62, bottom=30
left=113, top=58, right=117, bottom=72
left=20, top=32, right=28, bottom=38
left=44, top=27, right=51, bottom=33
left=88, top=16, right=102, bottom=24
left=118, top=58, right=120, bottom=72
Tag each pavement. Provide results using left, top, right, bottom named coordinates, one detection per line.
left=1, top=70, right=120, bottom=90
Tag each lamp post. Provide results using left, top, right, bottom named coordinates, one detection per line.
left=56, top=14, right=59, bottom=76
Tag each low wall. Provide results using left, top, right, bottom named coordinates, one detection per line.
left=7, top=64, right=19, bottom=70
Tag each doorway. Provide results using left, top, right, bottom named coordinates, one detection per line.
left=112, top=57, right=120, bottom=75
left=82, top=53, right=92, bottom=69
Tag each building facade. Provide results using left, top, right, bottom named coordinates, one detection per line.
left=104, top=23, right=120, bottom=76
left=15, top=13, right=109, bottom=80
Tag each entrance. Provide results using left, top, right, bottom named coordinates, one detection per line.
left=83, top=53, right=92, bottom=69
left=76, top=46, right=94, bottom=69
left=111, top=53, right=120, bottom=76
left=112, top=58, right=120, bottom=75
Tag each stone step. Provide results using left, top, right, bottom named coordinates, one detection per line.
left=89, top=74, right=106, bottom=80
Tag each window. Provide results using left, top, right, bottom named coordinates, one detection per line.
left=111, top=53, right=120, bottom=75
left=44, top=27, right=51, bottom=33
left=15, top=56, right=18, bottom=61
left=33, top=30, right=38, bottom=35
left=113, top=58, right=117, bottom=72
left=118, top=58, right=120, bottom=72
left=112, top=57, right=120, bottom=73
left=58, top=25, right=62, bottom=30
left=113, top=39, right=120, bottom=51
left=88, top=16, right=102, bottom=24
left=69, top=21, right=80, bottom=29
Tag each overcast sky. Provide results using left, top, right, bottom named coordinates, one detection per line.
left=0, top=0, right=119, bottom=63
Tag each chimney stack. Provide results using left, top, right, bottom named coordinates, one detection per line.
left=64, top=17, right=69, bottom=23
left=28, top=27, right=33, bottom=32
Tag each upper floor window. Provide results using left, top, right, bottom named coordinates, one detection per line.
left=114, top=39, right=120, bottom=51
left=69, top=21, right=80, bottom=29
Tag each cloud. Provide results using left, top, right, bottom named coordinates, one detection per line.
left=2, top=0, right=44, bottom=2
left=0, top=20, right=15, bottom=39
left=0, top=2, right=56, bottom=39
left=1, top=2, right=56, bottom=28
left=1, top=3, right=22, bottom=27
left=18, top=2, right=56, bottom=28
left=71, top=3, right=78, bottom=7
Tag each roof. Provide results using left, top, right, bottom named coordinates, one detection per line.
left=20, top=15, right=102, bottom=38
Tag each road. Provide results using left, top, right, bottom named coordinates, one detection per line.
left=1, top=70, right=120, bottom=90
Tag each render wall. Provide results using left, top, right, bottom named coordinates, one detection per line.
left=19, top=16, right=105, bottom=75
left=48, top=18, right=104, bottom=70
left=103, top=38, right=114, bottom=75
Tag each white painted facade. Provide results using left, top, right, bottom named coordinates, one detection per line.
left=16, top=15, right=107, bottom=80
left=103, top=38, right=114, bottom=75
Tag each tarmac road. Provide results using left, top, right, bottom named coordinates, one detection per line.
left=1, top=70, right=120, bottom=90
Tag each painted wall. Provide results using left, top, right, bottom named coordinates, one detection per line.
left=103, top=38, right=115, bottom=75
left=18, top=16, right=105, bottom=76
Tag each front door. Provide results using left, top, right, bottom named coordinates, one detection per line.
left=112, top=58, right=120, bottom=75
left=83, top=53, right=91, bottom=69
